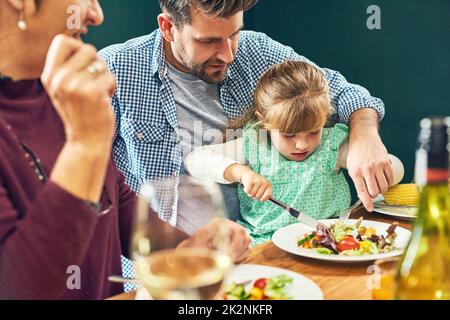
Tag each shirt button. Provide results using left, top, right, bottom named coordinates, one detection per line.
left=172, top=171, right=178, bottom=177
left=136, top=132, right=144, bottom=140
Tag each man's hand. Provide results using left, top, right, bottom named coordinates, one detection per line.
left=347, top=108, right=394, bottom=212
left=178, top=218, right=252, bottom=263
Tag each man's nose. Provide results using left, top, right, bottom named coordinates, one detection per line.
left=216, top=39, right=234, bottom=64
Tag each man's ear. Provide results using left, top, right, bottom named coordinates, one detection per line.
left=6, top=0, right=38, bottom=18
left=157, top=13, right=175, bottom=42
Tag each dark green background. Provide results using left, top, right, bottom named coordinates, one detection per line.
left=85, top=0, right=450, bottom=184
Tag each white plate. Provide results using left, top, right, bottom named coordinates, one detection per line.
left=373, top=204, right=418, bottom=220
left=224, top=264, right=323, bottom=300
left=272, top=219, right=411, bottom=263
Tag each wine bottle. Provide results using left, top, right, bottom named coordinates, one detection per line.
left=396, top=117, right=450, bottom=300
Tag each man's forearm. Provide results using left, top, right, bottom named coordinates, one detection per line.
left=348, top=108, right=380, bottom=137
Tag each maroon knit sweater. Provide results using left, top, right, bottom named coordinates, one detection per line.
left=0, top=79, right=135, bottom=300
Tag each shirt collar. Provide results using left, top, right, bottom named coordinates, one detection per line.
left=151, top=30, right=168, bottom=79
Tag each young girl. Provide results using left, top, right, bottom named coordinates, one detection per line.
left=185, top=60, right=402, bottom=245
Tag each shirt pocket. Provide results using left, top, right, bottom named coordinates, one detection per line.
left=121, top=118, right=166, bottom=143
left=119, top=117, right=178, bottom=179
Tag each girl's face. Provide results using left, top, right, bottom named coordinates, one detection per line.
left=270, top=126, right=323, bottom=162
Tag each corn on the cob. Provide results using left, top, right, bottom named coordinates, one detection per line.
left=383, top=183, right=420, bottom=206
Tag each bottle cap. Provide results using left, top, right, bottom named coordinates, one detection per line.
left=418, top=117, right=450, bottom=169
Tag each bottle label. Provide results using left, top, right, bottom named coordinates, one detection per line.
left=415, top=148, right=427, bottom=187
left=427, top=168, right=449, bottom=183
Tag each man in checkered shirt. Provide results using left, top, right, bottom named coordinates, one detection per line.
left=99, top=0, right=393, bottom=224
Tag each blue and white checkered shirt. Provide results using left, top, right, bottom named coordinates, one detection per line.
left=99, top=29, right=385, bottom=222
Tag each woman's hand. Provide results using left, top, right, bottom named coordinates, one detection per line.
left=178, top=218, right=252, bottom=263
left=40, top=35, right=116, bottom=202
left=41, top=35, right=116, bottom=147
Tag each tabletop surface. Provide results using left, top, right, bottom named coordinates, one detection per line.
left=108, top=208, right=413, bottom=300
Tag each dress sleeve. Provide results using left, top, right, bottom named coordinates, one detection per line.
left=0, top=180, right=101, bottom=299
left=116, top=168, right=137, bottom=259
left=323, top=124, right=350, bottom=173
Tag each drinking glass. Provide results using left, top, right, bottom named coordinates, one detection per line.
left=131, top=175, right=232, bottom=300
left=370, top=257, right=400, bottom=300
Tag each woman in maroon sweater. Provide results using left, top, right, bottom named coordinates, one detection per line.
left=0, top=0, right=250, bottom=299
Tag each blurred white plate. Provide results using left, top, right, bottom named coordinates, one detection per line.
left=224, top=264, right=323, bottom=300
left=272, top=219, right=411, bottom=263
left=373, top=203, right=418, bottom=220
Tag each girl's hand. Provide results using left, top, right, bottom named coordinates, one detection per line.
left=241, top=170, right=273, bottom=202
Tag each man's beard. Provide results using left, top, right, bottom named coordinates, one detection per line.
left=177, top=46, right=230, bottom=84
left=191, top=61, right=229, bottom=84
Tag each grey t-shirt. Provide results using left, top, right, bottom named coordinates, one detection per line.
left=167, top=63, right=241, bottom=232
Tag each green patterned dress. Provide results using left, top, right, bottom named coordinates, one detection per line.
left=237, top=123, right=351, bottom=245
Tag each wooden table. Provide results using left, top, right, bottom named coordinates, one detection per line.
left=109, top=208, right=412, bottom=300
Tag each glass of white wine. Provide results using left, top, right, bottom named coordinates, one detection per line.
left=131, top=175, right=233, bottom=300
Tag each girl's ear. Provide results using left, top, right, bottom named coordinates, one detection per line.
left=255, top=111, right=263, bottom=120
left=157, top=13, right=175, bottom=42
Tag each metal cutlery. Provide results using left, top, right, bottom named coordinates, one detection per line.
left=337, top=199, right=362, bottom=224
left=108, top=275, right=140, bottom=285
left=268, top=197, right=319, bottom=228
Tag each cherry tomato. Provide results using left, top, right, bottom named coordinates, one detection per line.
left=337, top=236, right=360, bottom=252
left=253, top=278, right=268, bottom=290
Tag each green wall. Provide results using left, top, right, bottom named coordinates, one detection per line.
left=86, top=0, right=450, bottom=184
left=85, top=0, right=161, bottom=50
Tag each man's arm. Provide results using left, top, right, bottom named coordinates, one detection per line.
left=347, top=108, right=394, bottom=211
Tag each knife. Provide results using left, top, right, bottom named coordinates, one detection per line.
left=268, top=197, right=319, bottom=228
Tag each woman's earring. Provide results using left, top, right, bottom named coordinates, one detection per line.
left=17, top=11, right=27, bottom=31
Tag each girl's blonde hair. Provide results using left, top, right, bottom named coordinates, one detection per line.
left=231, top=60, right=333, bottom=134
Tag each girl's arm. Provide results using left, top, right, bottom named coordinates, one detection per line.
left=184, top=138, right=246, bottom=184
left=185, top=139, right=273, bottom=202
left=335, top=139, right=349, bottom=171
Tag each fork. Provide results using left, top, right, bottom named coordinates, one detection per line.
left=337, top=199, right=362, bottom=224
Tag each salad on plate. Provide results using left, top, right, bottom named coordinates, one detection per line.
left=224, top=274, right=293, bottom=300
left=297, top=217, right=399, bottom=256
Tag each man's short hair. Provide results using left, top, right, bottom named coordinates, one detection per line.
left=159, top=0, right=258, bottom=26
